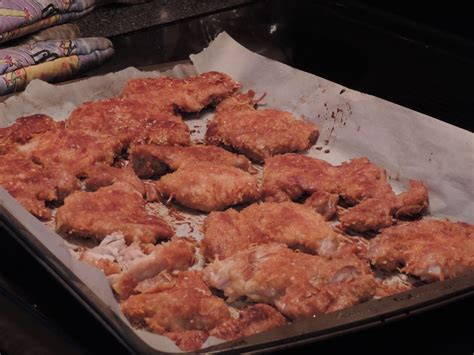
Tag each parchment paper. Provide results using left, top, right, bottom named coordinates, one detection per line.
left=1, top=32, right=473, bottom=353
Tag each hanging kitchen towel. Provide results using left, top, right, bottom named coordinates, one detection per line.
left=0, top=36, right=113, bottom=95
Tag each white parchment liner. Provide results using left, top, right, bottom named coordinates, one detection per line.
left=1, top=32, right=473, bottom=352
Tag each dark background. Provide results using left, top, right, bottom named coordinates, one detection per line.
left=1, top=1, right=473, bottom=354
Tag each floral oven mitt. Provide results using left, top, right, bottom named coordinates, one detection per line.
left=0, top=37, right=113, bottom=95
left=0, top=0, right=146, bottom=43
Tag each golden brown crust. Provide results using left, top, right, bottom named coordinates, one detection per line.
left=304, top=190, right=339, bottom=220
left=130, top=144, right=251, bottom=179
left=374, top=276, right=413, bottom=299
left=83, top=165, right=145, bottom=196
left=0, top=114, right=62, bottom=154
left=155, top=162, right=260, bottom=212
left=368, top=219, right=474, bottom=281
left=340, top=198, right=393, bottom=232
left=392, top=180, right=429, bottom=218
left=206, top=91, right=319, bottom=162
left=165, top=330, right=209, bottom=352
left=67, top=97, right=190, bottom=147
left=263, top=154, right=392, bottom=204
left=339, top=180, right=429, bottom=232
left=121, top=71, right=241, bottom=115
left=113, top=238, right=196, bottom=300
left=0, top=152, right=78, bottom=219
left=202, top=202, right=363, bottom=261
left=121, top=271, right=230, bottom=351
left=204, top=243, right=376, bottom=319
left=56, top=182, right=173, bottom=244
left=79, top=253, right=121, bottom=276
left=209, top=304, right=286, bottom=340
left=16, top=128, right=123, bottom=177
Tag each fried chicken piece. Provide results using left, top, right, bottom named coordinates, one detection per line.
left=0, top=152, right=78, bottom=219
left=265, top=154, right=394, bottom=203
left=304, top=190, right=339, bottom=220
left=17, top=128, right=122, bottom=177
left=202, top=202, right=364, bottom=261
left=79, top=233, right=162, bottom=280
left=121, top=271, right=231, bottom=351
left=67, top=98, right=190, bottom=147
left=79, top=234, right=127, bottom=276
left=392, top=180, right=429, bottom=218
left=0, top=114, right=62, bottom=154
left=130, top=144, right=252, bottom=179
left=204, top=243, right=376, bottom=319
left=339, top=198, right=393, bottom=232
left=155, top=162, right=260, bottom=212
left=368, top=219, right=474, bottom=281
left=121, top=71, right=241, bottom=115
left=206, top=91, right=319, bottom=162
left=83, top=165, right=145, bottom=196
left=56, top=182, right=173, bottom=244
left=113, top=238, right=196, bottom=299
left=210, top=304, right=286, bottom=341
left=165, top=331, right=210, bottom=352
left=340, top=180, right=429, bottom=232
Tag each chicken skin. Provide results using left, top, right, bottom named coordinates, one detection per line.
left=121, top=271, right=231, bottom=351
left=113, top=238, right=196, bottom=300
left=368, top=219, right=474, bottom=281
left=56, top=182, right=173, bottom=244
left=206, top=91, right=319, bottom=162
left=204, top=243, right=376, bottom=319
left=17, top=128, right=122, bottom=177
left=67, top=98, right=190, bottom=147
left=121, top=71, right=241, bottom=115
left=0, top=114, right=62, bottom=154
left=202, top=202, right=365, bottom=261
left=130, top=144, right=251, bottom=179
left=0, top=152, right=77, bottom=219
left=155, top=162, right=260, bottom=212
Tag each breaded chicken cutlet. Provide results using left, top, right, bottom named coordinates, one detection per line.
left=368, top=219, right=474, bottom=281
left=263, top=154, right=392, bottom=204
left=56, top=182, right=173, bottom=244
left=83, top=165, right=145, bottom=196
left=204, top=243, right=376, bottom=319
left=121, top=270, right=284, bottom=351
left=130, top=144, right=251, bottom=179
left=121, top=270, right=230, bottom=350
left=339, top=180, right=429, bottom=232
left=67, top=98, right=190, bottom=147
left=209, top=303, right=286, bottom=342
left=155, top=162, right=260, bottom=212
left=16, top=128, right=122, bottom=177
left=0, top=152, right=77, bottom=219
left=206, top=91, right=319, bottom=162
left=202, top=202, right=365, bottom=261
left=263, top=154, right=429, bottom=231
left=121, top=71, right=241, bottom=115
left=112, top=238, right=196, bottom=300
left=0, top=114, right=62, bottom=154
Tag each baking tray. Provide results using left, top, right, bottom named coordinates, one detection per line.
left=2, top=199, right=474, bottom=354
left=1, top=32, right=473, bottom=352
